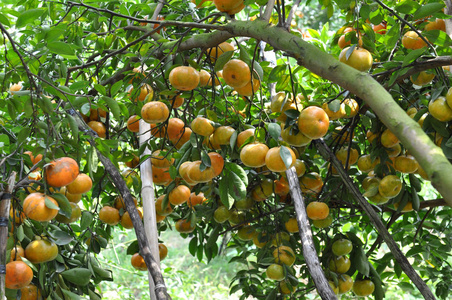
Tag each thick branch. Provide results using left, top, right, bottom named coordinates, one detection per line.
left=286, top=168, right=337, bottom=300
left=313, top=139, right=435, bottom=300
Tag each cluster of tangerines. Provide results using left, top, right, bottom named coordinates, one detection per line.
left=6, top=156, right=91, bottom=293
left=326, top=238, right=375, bottom=297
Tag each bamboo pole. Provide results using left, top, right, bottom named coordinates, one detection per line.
left=0, top=172, right=16, bottom=300
left=139, top=120, right=160, bottom=300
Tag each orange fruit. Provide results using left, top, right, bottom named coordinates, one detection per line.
left=206, top=41, right=234, bottom=61
left=172, top=127, right=192, bottom=149
left=121, top=209, right=143, bottom=229
left=25, top=239, right=58, bottom=263
left=236, top=128, right=255, bottom=148
left=127, top=115, right=140, bottom=132
left=20, top=283, right=42, bottom=300
left=293, top=159, right=306, bottom=177
left=306, top=201, right=329, bottom=220
left=394, top=201, right=413, bottom=212
left=353, top=279, right=375, bottom=297
left=329, top=255, right=351, bottom=273
left=266, top=263, right=285, bottom=281
left=338, top=274, right=354, bottom=294
left=209, top=152, right=225, bottom=177
left=152, top=166, right=172, bottom=186
left=378, top=175, right=402, bottom=198
left=337, top=30, right=363, bottom=49
left=169, top=185, right=191, bottom=206
left=128, top=83, right=153, bottom=102
left=240, top=143, right=269, bottom=168
left=410, top=71, right=435, bottom=86
left=339, top=47, right=373, bottom=72
left=87, top=121, right=107, bottom=138
left=222, top=59, right=251, bottom=88
left=273, top=246, right=296, bottom=266
left=381, top=128, right=399, bottom=148
left=191, top=116, right=215, bottom=137
left=66, top=173, right=92, bottom=194
left=159, top=243, right=168, bottom=261
left=88, top=108, right=107, bottom=121
left=169, top=66, right=200, bottom=91
left=212, top=125, right=235, bottom=145
left=265, top=146, right=296, bottom=172
left=284, top=218, right=299, bottom=233
left=235, top=78, right=260, bottom=96
left=141, top=101, right=169, bottom=124
left=57, top=186, right=82, bottom=203
left=198, top=69, right=211, bottom=87
left=425, top=18, right=446, bottom=32
left=24, top=151, right=43, bottom=166
left=5, top=261, right=33, bottom=289
left=23, top=193, right=59, bottom=222
left=151, top=149, right=174, bottom=168
left=9, top=83, right=23, bottom=94
left=357, top=154, right=379, bottom=173
left=188, top=192, right=207, bottom=208
left=213, top=206, right=231, bottom=223
left=394, top=155, right=418, bottom=173
left=297, top=106, right=330, bottom=139
left=170, top=94, right=185, bottom=108
left=402, top=31, right=427, bottom=49
left=9, top=245, right=25, bottom=262
left=114, top=196, right=138, bottom=211
left=279, top=280, right=296, bottom=295
left=322, top=101, right=345, bottom=120
left=187, top=161, right=215, bottom=183
left=429, top=96, right=452, bottom=122
left=300, top=172, right=323, bottom=194
left=155, top=195, right=173, bottom=216
left=212, top=0, right=243, bottom=13
left=99, top=206, right=120, bottom=226
left=175, top=218, right=196, bottom=233
left=281, top=125, right=312, bottom=147
left=55, top=202, right=81, bottom=224
left=45, top=157, right=79, bottom=188
left=131, top=253, right=147, bottom=271
left=343, top=98, right=359, bottom=118
left=373, top=22, right=387, bottom=34
left=335, top=147, right=359, bottom=166
left=251, top=178, right=274, bottom=201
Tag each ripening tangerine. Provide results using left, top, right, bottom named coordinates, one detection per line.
left=169, top=66, right=200, bottom=91
left=402, top=31, right=427, bottom=49
left=45, top=157, right=79, bottom=188
left=240, top=143, right=269, bottom=168
left=265, top=147, right=296, bottom=172
left=206, top=41, right=234, bottom=61
left=141, top=101, right=169, bottom=124
left=23, top=193, right=59, bottom=222
left=222, top=59, right=251, bottom=89
left=5, top=261, right=33, bottom=290
left=306, top=201, right=329, bottom=220
left=298, top=106, right=330, bottom=140
left=339, top=47, right=373, bottom=72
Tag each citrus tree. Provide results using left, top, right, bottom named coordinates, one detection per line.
left=1, top=0, right=452, bottom=299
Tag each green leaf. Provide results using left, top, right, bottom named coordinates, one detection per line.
left=67, top=114, right=79, bottom=141
left=17, top=128, right=31, bottom=145
left=219, top=176, right=234, bottom=209
left=328, top=99, right=341, bottom=113
left=126, top=240, right=139, bottom=255
left=253, top=61, right=264, bottom=80
left=16, top=9, right=44, bottom=27
left=226, top=162, right=248, bottom=185
left=80, top=211, right=94, bottom=231
left=0, top=13, right=10, bottom=26
left=201, top=151, right=211, bottom=168
left=48, top=229, right=74, bottom=245
left=214, top=51, right=234, bottom=72
left=265, top=288, right=277, bottom=300
left=269, top=65, right=287, bottom=83
left=111, top=80, right=123, bottom=96
left=101, top=96, right=120, bottom=120
left=51, top=193, right=71, bottom=217
left=413, top=3, right=445, bottom=20
left=411, top=191, right=420, bottom=211
left=409, top=173, right=422, bottom=192
left=189, top=237, right=198, bottom=256
left=47, top=41, right=75, bottom=56
left=268, top=123, right=281, bottom=141
left=395, top=0, right=420, bottom=14
left=280, top=146, right=293, bottom=169
left=61, top=268, right=92, bottom=286
left=61, top=288, right=83, bottom=300
left=402, top=48, right=426, bottom=67
left=94, top=84, right=107, bottom=96
left=0, top=134, right=10, bottom=148
left=228, top=171, right=247, bottom=201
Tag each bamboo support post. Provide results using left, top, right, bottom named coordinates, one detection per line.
left=0, top=172, right=16, bottom=300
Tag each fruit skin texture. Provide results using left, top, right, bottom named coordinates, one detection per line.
left=306, top=201, right=329, bottom=220
left=266, top=263, right=285, bottom=281
left=298, top=106, right=330, bottom=140
left=87, top=121, right=106, bottom=138
left=159, top=243, right=168, bottom=261
left=99, top=206, right=121, bottom=226
left=353, top=279, right=375, bottom=297
left=378, top=175, right=402, bottom=198
left=339, top=47, right=373, bottom=72
left=67, top=173, right=92, bottom=194
left=169, top=185, right=191, bottom=205
left=273, top=246, right=296, bottom=266
left=338, top=274, right=354, bottom=294
left=141, top=101, right=170, bottom=124
left=285, top=218, right=299, bottom=233
left=207, top=42, right=234, bottom=61
left=265, top=146, right=296, bottom=172
left=20, top=283, right=42, bottom=300
left=5, top=261, right=33, bottom=289
left=213, top=206, right=230, bottom=223
left=169, top=66, right=200, bottom=91
left=131, top=253, right=147, bottom=271
left=191, top=116, right=215, bottom=137
left=25, top=239, right=59, bottom=263
left=240, top=143, right=269, bottom=168
left=175, top=219, right=196, bottom=233
left=332, top=239, right=353, bottom=256
left=329, top=255, right=351, bottom=273
left=410, top=71, right=435, bottom=86
left=402, top=31, right=427, bottom=49
left=222, top=59, right=251, bottom=88
left=45, top=157, right=79, bottom=188
left=23, top=193, right=59, bottom=222
left=55, top=202, right=81, bottom=224
left=429, top=96, right=452, bottom=122
left=127, top=115, right=140, bottom=132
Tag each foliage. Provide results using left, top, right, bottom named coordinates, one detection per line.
left=1, top=0, right=452, bottom=299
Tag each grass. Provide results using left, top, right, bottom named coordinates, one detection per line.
left=98, top=228, right=241, bottom=299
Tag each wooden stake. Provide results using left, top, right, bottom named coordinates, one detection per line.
left=0, top=172, right=16, bottom=300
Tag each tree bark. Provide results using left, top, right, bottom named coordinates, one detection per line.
left=286, top=168, right=337, bottom=300
left=0, top=172, right=16, bottom=300
left=313, top=139, right=436, bottom=300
